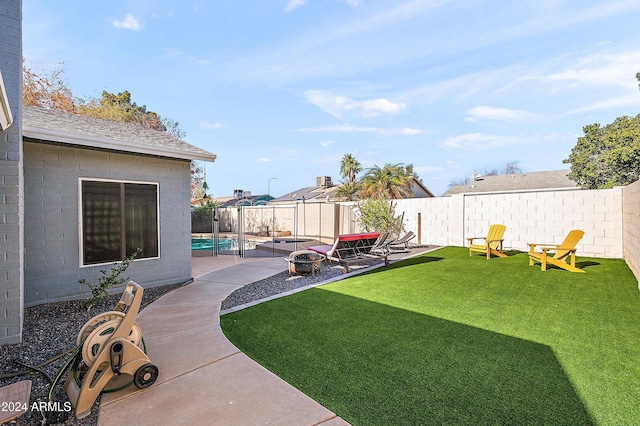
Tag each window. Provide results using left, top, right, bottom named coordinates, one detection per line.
left=80, top=179, right=159, bottom=265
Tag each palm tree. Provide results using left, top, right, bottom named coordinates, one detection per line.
left=340, top=153, right=362, bottom=184
left=360, top=163, right=414, bottom=199
left=404, top=163, right=419, bottom=180
left=334, top=180, right=362, bottom=201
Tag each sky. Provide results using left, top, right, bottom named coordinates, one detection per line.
left=22, top=0, right=640, bottom=197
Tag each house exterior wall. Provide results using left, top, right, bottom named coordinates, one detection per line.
left=23, top=142, right=192, bottom=306
left=622, top=180, right=640, bottom=287
left=0, top=0, right=24, bottom=345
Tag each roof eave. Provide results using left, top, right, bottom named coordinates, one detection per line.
left=23, top=125, right=217, bottom=162
left=411, top=177, right=435, bottom=197
left=444, top=186, right=579, bottom=197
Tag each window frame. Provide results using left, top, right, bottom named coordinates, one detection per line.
left=78, top=177, right=160, bottom=267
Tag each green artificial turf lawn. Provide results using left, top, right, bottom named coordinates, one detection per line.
left=221, top=247, right=640, bottom=425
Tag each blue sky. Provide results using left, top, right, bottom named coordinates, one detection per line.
left=23, top=0, right=640, bottom=197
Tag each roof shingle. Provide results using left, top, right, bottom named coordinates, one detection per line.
left=22, top=105, right=216, bottom=162
left=443, top=170, right=578, bottom=196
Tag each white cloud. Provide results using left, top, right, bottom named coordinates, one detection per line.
left=533, top=49, right=640, bottom=90
left=199, top=122, right=225, bottom=129
left=305, top=90, right=406, bottom=118
left=256, top=158, right=273, bottom=163
left=358, top=98, right=406, bottom=117
left=440, top=133, right=528, bottom=151
left=112, top=14, right=144, bottom=31
left=216, top=0, right=454, bottom=85
left=298, top=123, right=421, bottom=135
left=465, top=106, right=539, bottom=122
left=320, top=140, right=336, bottom=147
left=284, top=0, right=305, bottom=12
left=566, top=94, right=640, bottom=115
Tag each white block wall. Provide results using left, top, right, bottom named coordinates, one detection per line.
left=394, top=197, right=454, bottom=246
left=243, top=186, right=635, bottom=282
left=623, top=180, right=640, bottom=286
left=395, top=187, right=624, bottom=258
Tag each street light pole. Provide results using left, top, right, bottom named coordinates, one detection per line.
left=268, top=177, right=278, bottom=198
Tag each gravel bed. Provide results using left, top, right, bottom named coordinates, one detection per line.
left=1, top=245, right=437, bottom=425
left=222, top=246, right=437, bottom=310
left=222, top=264, right=347, bottom=310
left=0, top=283, right=185, bottom=426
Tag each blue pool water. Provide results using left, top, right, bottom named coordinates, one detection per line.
left=191, top=237, right=238, bottom=251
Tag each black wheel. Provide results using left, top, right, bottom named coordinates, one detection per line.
left=134, top=363, right=159, bottom=389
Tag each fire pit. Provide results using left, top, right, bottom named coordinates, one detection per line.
left=285, top=250, right=325, bottom=277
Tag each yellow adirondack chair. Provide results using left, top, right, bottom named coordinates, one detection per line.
left=528, top=230, right=585, bottom=273
left=466, top=224, right=507, bottom=260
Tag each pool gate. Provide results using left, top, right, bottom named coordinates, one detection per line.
left=191, top=203, right=360, bottom=257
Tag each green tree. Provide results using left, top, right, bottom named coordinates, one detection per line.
left=193, top=198, right=219, bottom=211
left=356, top=198, right=404, bottom=236
left=334, top=180, right=362, bottom=201
left=23, top=64, right=186, bottom=139
left=403, top=163, right=420, bottom=181
left=360, top=163, right=414, bottom=199
left=78, top=90, right=166, bottom=132
left=23, top=63, right=198, bottom=195
left=564, top=115, right=640, bottom=188
left=334, top=153, right=363, bottom=201
left=340, top=153, right=362, bottom=184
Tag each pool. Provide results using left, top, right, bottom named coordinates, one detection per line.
left=191, top=237, right=238, bottom=251
left=191, top=236, right=260, bottom=251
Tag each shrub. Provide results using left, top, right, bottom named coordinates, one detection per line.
left=79, top=248, right=141, bottom=310
left=356, top=199, right=404, bottom=237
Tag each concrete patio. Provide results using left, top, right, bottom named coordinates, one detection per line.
left=96, top=252, right=350, bottom=425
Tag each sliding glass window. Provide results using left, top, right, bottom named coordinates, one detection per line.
left=81, top=180, right=159, bottom=265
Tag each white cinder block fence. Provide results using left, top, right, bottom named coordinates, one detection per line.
left=270, top=184, right=639, bottom=287
left=394, top=187, right=624, bottom=259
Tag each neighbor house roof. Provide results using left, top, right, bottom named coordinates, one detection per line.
left=211, top=194, right=274, bottom=207
left=270, top=184, right=340, bottom=204
left=443, top=169, right=578, bottom=196
left=271, top=176, right=434, bottom=203
left=271, top=186, right=338, bottom=203
left=22, top=105, right=216, bottom=162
